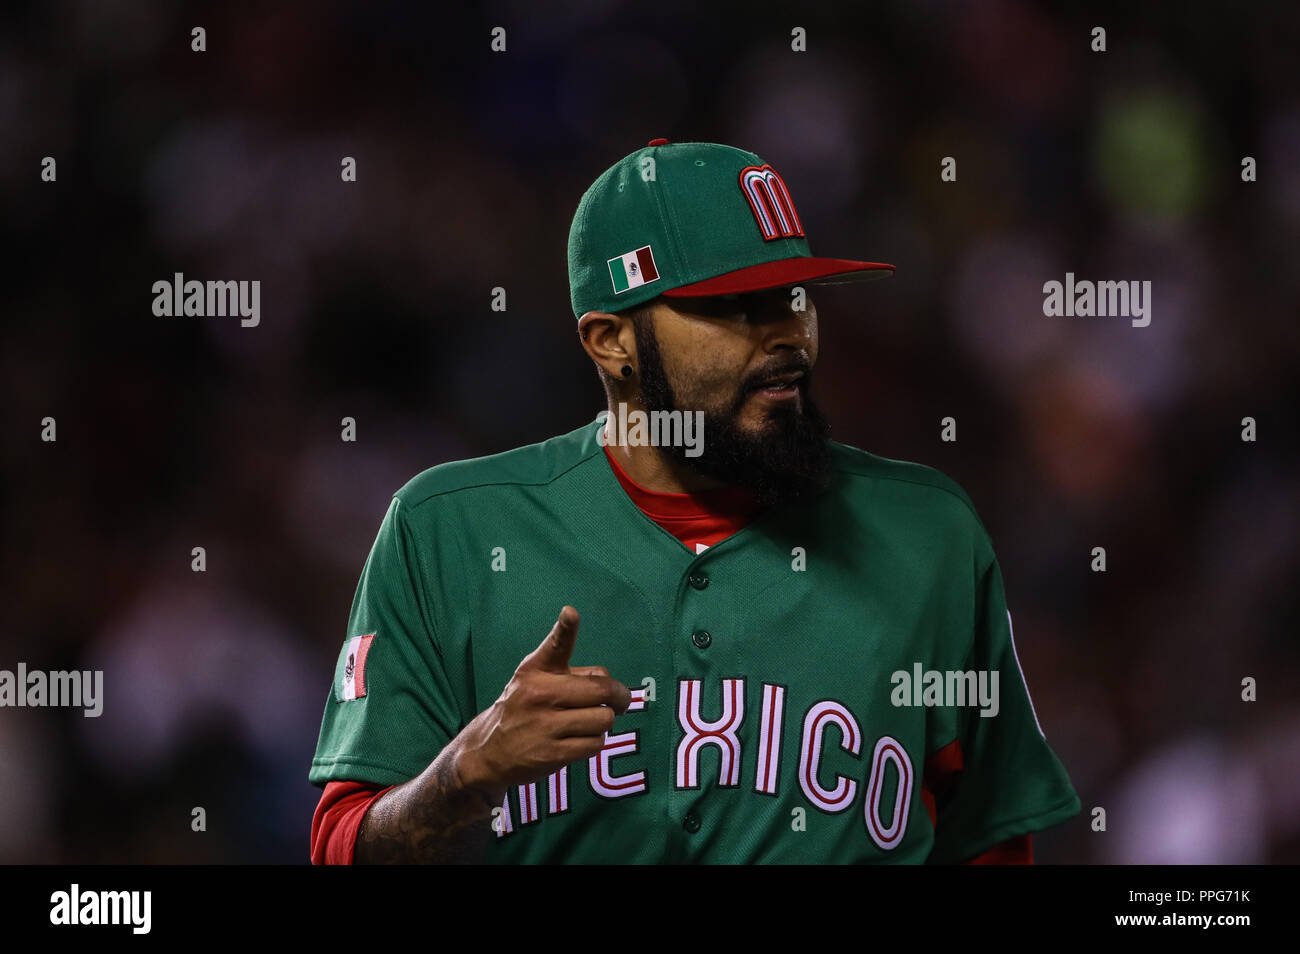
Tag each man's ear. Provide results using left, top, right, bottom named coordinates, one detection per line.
left=578, top=310, right=637, bottom=380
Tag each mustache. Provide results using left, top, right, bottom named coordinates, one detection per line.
left=740, top=359, right=813, bottom=394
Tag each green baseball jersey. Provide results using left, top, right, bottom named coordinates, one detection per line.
left=309, top=415, right=1080, bottom=862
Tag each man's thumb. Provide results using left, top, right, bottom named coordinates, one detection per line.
left=522, top=606, right=580, bottom=672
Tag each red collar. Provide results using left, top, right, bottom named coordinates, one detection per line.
left=602, top=444, right=761, bottom=522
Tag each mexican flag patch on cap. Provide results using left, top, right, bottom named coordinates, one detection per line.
left=608, top=245, right=659, bottom=294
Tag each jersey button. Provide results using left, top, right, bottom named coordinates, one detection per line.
left=688, top=572, right=709, bottom=590
left=683, top=811, right=701, bottom=833
left=691, top=630, right=712, bottom=649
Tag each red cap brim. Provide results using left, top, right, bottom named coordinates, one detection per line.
left=661, top=257, right=894, bottom=298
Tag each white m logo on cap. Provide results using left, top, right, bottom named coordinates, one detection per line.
left=739, top=164, right=805, bottom=241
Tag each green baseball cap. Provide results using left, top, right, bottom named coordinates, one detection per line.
left=568, top=138, right=893, bottom=320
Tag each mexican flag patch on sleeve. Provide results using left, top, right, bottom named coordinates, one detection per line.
left=337, top=633, right=374, bottom=701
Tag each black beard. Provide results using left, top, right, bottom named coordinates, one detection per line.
left=633, top=318, right=832, bottom=508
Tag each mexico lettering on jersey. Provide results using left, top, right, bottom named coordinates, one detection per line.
left=492, top=679, right=917, bottom=852
left=310, top=416, right=1080, bottom=863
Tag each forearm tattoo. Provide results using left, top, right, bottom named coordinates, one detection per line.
left=354, top=753, right=498, bottom=864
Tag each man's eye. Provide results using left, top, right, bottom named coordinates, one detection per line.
left=686, top=294, right=746, bottom=318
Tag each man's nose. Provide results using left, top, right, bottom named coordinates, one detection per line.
left=752, top=291, right=815, bottom=351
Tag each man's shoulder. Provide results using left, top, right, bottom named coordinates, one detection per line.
left=827, top=439, right=985, bottom=528
left=393, top=418, right=603, bottom=512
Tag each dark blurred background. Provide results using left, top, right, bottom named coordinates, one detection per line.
left=0, top=0, right=1296, bottom=863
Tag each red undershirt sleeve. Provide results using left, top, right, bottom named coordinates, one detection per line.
left=310, top=780, right=394, bottom=865
left=922, top=739, right=1034, bottom=865
left=962, top=833, right=1033, bottom=864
